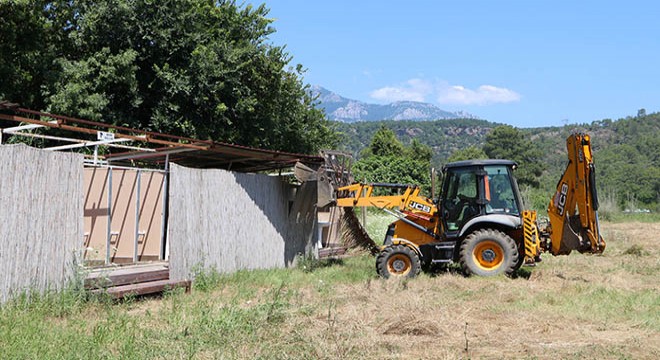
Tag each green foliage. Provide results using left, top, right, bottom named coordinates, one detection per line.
left=336, top=118, right=499, bottom=166
left=483, top=125, right=545, bottom=188
left=406, top=138, right=433, bottom=162
left=338, top=111, right=659, bottom=211
left=597, top=141, right=660, bottom=208
left=523, top=113, right=660, bottom=211
left=446, top=145, right=488, bottom=162
left=0, top=0, right=76, bottom=110
left=364, top=126, right=405, bottom=157
left=353, top=127, right=432, bottom=194
left=0, top=0, right=337, bottom=153
left=354, top=155, right=431, bottom=188
left=192, top=265, right=223, bottom=292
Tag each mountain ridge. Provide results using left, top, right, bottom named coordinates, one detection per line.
left=311, top=85, right=477, bottom=122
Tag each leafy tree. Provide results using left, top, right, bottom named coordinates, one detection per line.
left=354, top=155, right=430, bottom=188
left=598, top=143, right=660, bottom=207
left=0, top=1, right=75, bottom=110
left=338, top=113, right=660, bottom=210
left=335, top=118, right=498, bottom=168
left=446, top=145, right=487, bottom=162
left=354, top=126, right=431, bottom=193
left=362, top=126, right=405, bottom=157
left=406, top=138, right=433, bottom=162
left=0, top=0, right=337, bottom=154
left=483, top=125, right=544, bottom=187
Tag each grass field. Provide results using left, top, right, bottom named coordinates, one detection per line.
left=0, top=221, right=658, bottom=359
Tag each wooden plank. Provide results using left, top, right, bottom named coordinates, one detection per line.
left=319, top=247, right=347, bottom=258
left=91, top=279, right=191, bottom=299
left=85, top=269, right=169, bottom=289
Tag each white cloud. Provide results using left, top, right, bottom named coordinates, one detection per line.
left=438, top=84, right=521, bottom=105
left=370, top=79, right=521, bottom=106
left=369, top=78, right=432, bottom=102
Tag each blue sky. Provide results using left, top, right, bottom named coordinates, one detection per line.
left=265, top=0, right=659, bottom=127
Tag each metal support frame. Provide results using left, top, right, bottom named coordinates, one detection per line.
left=160, top=154, right=170, bottom=261
left=45, top=137, right=134, bottom=151
left=88, top=164, right=167, bottom=265
left=3, top=123, right=51, bottom=132
left=134, top=170, right=141, bottom=263
left=4, top=129, right=151, bottom=152
left=108, top=147, right=196, bottom=162
left=106, top=169, right=113, bottom=265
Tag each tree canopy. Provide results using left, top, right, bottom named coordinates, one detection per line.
left=0, top=0, right=337, bottom=153
left=353, top=127, right=433, bottom=194
left=483, top=125, right=544, bottom=188
left=446, top=145, right=487, bottom=163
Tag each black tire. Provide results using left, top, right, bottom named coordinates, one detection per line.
left=376, top=244, right=421, bottom=279
left=459, top=229, right=519, bottom=277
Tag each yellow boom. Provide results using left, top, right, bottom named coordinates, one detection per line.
left=544, top=133, right=606, bottom=255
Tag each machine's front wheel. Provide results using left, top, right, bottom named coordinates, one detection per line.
left=460, top=229, right=519, bottom=277
left=376, top=244, right=421, bottom=279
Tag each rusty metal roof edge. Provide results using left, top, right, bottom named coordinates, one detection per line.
left=2, top=103, right=325, bottom=165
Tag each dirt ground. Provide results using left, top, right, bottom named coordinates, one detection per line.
left=282, top=222, right=660, bottom=359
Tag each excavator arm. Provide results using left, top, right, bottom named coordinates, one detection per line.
left=544, top=133, right=606, bottom=255
left=336, top=183, right=436, bottom=216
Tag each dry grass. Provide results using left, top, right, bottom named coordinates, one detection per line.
left=268, top=221, right=660, bottom=359
left=1, top=222, right=658, bottom=359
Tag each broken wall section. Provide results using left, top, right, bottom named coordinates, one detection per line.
left=0, top=144, right=83, bottom=304
left=168, top=164, right=317, bottom=280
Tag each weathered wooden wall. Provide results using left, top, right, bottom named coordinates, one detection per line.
left=168, top=164, right=317, bottom=280
left=0, top=144, right=83, bottom=304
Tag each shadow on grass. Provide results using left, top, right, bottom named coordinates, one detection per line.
left=512, top=267, right=533, bottom=279
left=426, top=263, right=463, bottom=277
left=426, top=263, right=533, bottom=280
left=298, top=257, right=345, bottom=273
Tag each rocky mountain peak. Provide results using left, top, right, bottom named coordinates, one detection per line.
left=310, top=86, right=478, bottom=122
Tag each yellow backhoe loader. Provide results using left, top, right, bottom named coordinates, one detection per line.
left=334, top=133, right=605, bottom=277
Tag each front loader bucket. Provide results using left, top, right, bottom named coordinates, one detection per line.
left=294, top=162, right=335, bottom=208
left=317, top=170, right=335, bottom=208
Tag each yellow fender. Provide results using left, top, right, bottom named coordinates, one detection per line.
left=385, top=238, right=423, bottom=258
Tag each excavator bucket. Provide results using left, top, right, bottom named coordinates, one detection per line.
left=545, top=133, right=606, bottom=255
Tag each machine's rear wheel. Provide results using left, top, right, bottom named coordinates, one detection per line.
left=460, top=229, right=519, bottom=277
left=376, top=244, right=421, bottom=279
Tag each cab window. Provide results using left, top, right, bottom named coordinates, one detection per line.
left=443, top=168, right=479, bottom=231
left=484, top=165, right=519, bottom=215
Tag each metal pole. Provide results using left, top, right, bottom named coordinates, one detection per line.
left=361, top=180, right=367, bottom=227
left=159, top=154, right=170, bottom=261
left=93, top=145, right=98, bottom=166
left=106, top=169, right=113, bottom=265
left=134, top=170, right=141, bottom=263
left=431, top=167, right=436, bottom=199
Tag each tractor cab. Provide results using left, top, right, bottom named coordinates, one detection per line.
left=440, top=160, right=523, bottom=237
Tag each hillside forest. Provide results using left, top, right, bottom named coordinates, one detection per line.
left=334, top=111, right=660, bottom=214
